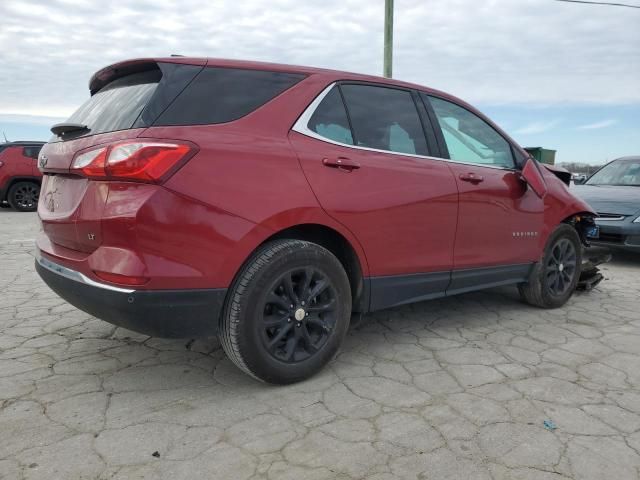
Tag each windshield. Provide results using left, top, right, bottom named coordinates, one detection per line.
left=586, top=160, right=640, bottom=186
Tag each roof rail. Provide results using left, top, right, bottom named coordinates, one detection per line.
left=1, top=140, right=46, bottom=146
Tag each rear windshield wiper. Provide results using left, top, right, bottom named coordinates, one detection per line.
left=50, top=122, right=90, bottom=136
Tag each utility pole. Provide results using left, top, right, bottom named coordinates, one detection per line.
left=383, top=0, right=394, bottom=78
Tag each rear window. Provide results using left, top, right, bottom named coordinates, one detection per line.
left=154, top=67, right=305, bottom=126
left=64, top=69, right=161, bottom=136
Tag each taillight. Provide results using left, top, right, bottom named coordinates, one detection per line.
left=71, top=140, right=196, bottom=183
left=73, top=148, right=108, bottom=177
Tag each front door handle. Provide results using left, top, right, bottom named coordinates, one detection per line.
left=459, top=173, right=484, bottom=184
left=322, top=157, right=361, bottom=172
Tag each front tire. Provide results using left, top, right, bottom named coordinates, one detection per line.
left=519, top=224, right=582, bottom=308
left=219, top=239, right=352, bottom=384
left=8, top=181, right=40, bottom=212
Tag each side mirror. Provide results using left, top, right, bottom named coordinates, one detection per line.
left=521, top=158, right=548, bottom=198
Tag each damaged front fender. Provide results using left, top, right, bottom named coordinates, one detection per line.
left=538, top=166, right=596, bottom=250
left=565, top=214, right=610, bottom=292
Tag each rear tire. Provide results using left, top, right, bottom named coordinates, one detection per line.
left=519, top=224, right=582, bottom=308
left=219, top=239, right=352, bottom=384
left=8, top=181, right=40, bottom=212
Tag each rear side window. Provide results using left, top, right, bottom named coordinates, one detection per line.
left=155, top=67, right=305, bottom=126
left=23, top=146, right=42, bottom=159
left=427, top=95, right=515, bottom=168
left=65, top=69, right=161, bottom=136
left=340, top=84, right=428, bottom=156
left=307, top=87, right=353, bottom=145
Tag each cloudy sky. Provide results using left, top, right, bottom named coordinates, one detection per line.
left=1, top=0, right=639, bottom=164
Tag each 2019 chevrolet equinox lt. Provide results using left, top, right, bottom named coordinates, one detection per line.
left=36, top=57, right=597, bottom=383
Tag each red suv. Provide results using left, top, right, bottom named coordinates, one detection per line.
left=0, top=141, right=44, bottom=211
left=36, top=57, right=596, bottom=383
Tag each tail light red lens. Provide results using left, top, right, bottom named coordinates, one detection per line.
left=73, top=148, right=108, bottom=178
left=71, top=140, right=195, bottom=183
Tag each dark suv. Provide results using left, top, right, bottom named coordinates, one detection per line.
left=36, top=57, right=596, bottom=383
left=0, top=141, right=44, bottom=211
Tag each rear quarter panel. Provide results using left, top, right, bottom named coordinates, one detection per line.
left=152, top=74, right=370, bottom=280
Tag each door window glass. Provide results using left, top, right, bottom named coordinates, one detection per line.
left=427, top=95, right=514, bottom=168
left=340, top=84, right=428, bottom=155
left=307, top=87, right=353, bottom=145
left=22, top=146, right=42, bottom=159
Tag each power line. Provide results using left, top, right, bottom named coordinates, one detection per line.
left=555, top=0, right=640, bottom=8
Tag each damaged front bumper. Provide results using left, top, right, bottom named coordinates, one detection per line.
left=564, top=215, right=609, bottom=291
left=578, top=246, right=611, bottom=291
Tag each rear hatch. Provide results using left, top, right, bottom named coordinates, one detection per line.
left=38, top=59, right=205, bottom=253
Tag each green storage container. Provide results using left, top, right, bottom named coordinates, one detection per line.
left=524, top=147, right=556, bottom=165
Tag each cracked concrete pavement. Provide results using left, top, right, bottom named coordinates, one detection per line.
left=1, top=210, right=640, bottom=480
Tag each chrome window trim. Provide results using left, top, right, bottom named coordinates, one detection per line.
left=36, top=251, right=135, bottom=293
left=595, top=215, right=626, bottom=221
left=291, top=83, right=517, bottom=173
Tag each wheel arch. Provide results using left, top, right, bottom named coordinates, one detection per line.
left=4, top=176, right=41, bottom=200
left=259, top=223, right=369, bottom=312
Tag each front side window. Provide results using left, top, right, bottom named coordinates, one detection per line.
left=340, top=84, right=428, bottom=156
left=427, top=95, right=515, bottom=168
left=307, top=87, right=353, bottom=145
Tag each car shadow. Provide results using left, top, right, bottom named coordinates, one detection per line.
left=99, top=284, right=529, bottom=393
left=608, top=249, right=640, bottom=266
left=21, top=258, right=618, bottom=436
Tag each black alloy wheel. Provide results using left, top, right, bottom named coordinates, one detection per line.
left=545, top=238, right=577, bottom=296
left=8, top=182, right=40, bottom=212
left=261, top=267, right=337, bottom=363
left=518, top=224, right=582, bottom=309
left=219, top=239, right=352, bottom=384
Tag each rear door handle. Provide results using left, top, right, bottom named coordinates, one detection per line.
left=322, top=157, right=360, bottom=172
left=459, top=173, right=484, bottom=184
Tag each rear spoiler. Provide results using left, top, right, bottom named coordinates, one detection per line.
left=88, top=57, right=208, bottom=95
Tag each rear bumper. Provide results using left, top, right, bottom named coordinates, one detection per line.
left=36, top=253, right=226, bottom=338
